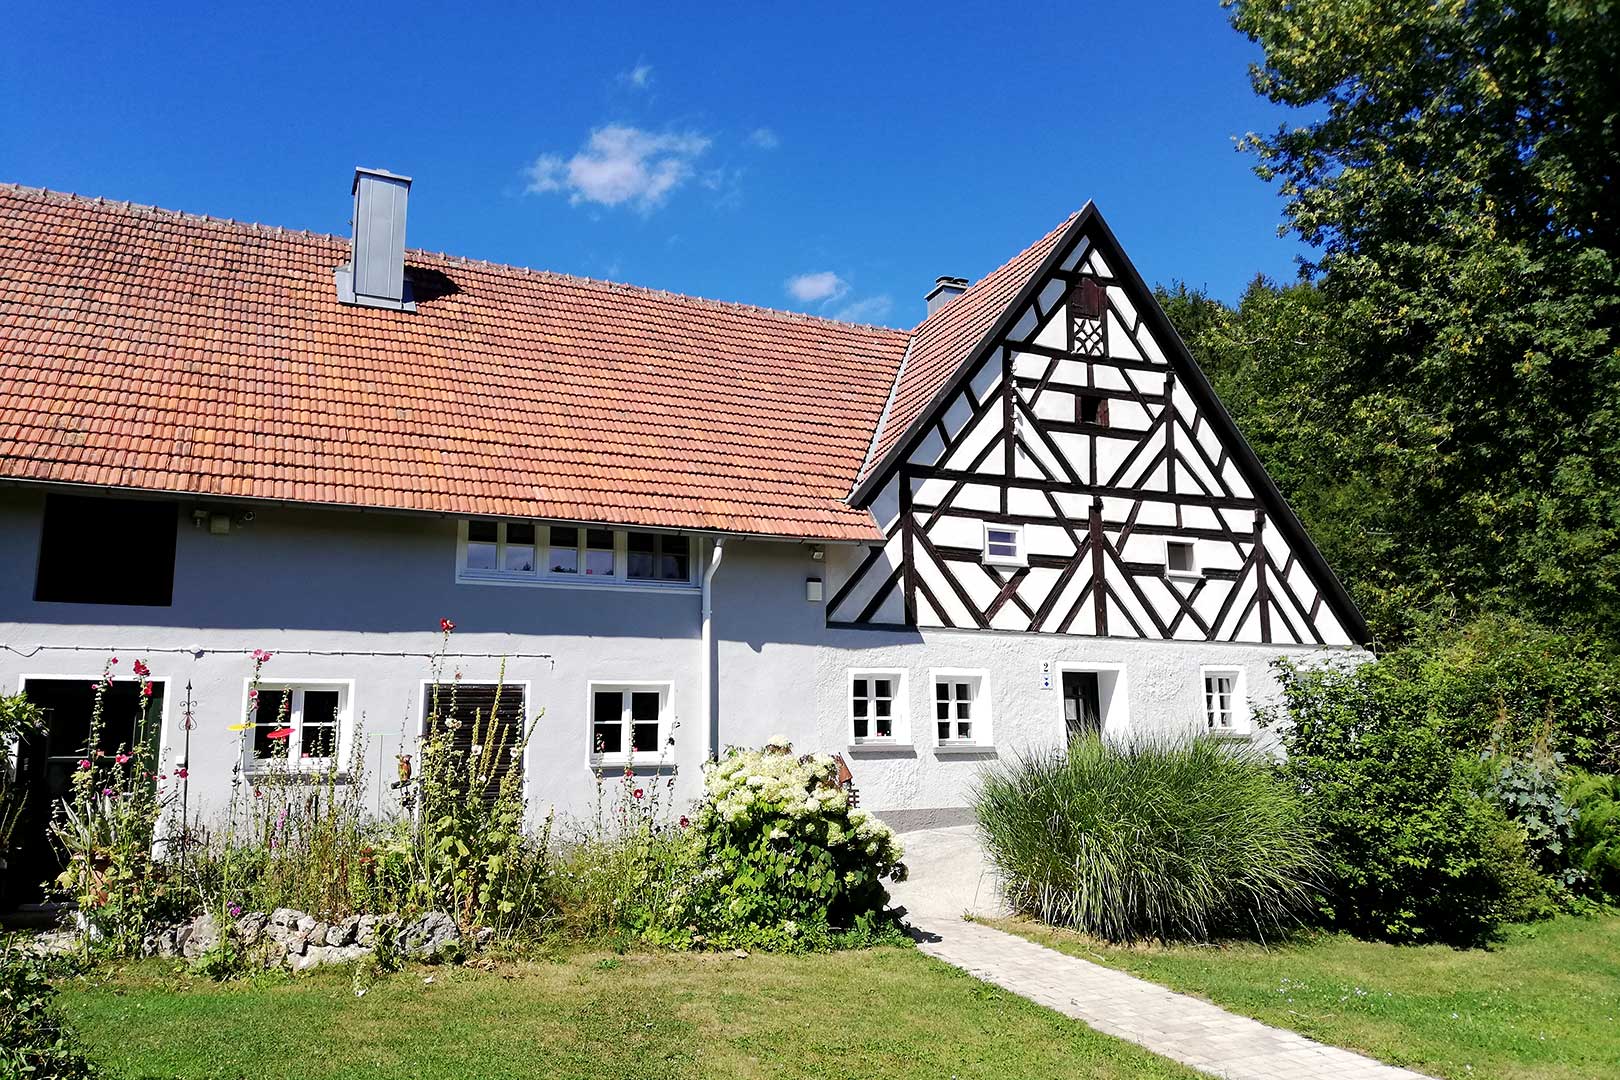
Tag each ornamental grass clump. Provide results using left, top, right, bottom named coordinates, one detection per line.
left=974, top=735, right=1322, bottom=943
left=675, top=738, right=906, bottom=950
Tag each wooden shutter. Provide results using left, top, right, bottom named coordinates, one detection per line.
left=422, top=682, right=526, bottom=801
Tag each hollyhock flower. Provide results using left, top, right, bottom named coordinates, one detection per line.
left=249, top=689, right=258, bottom=699
left=132, top=659, right=150, bottom=676
left=77, top=759, right=91, bottom=770
left=267, top=726, right=294, bottom=740
left=175, top=767, right=188, bottom=779
left=141, top=683, right=153, bottom=697
left=633, top=788, right=644, bottom=799
left=115, top=754, right=129, bottom=765
left=679, top=816, right=690, bottom=828
left=440, top=618, right=456, bottom=633
left=101, top=787, right=114, bottom=796
left=109, top=657, right=118, bottom=665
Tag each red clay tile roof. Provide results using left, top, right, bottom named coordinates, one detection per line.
left=855, top=210, right=1079, bottom=492
left=0, top=184, right=912, bottom=542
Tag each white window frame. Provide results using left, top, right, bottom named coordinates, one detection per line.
left=1053, top=662, right=1131, bottom=741
left=1200, top=667, right=1248, bottom=734
left=239, top=678, right=355, bottom=774
left=930, top=669, right=992, bottom=752
left=587, top=681, right=675, bottom=767
left=982, top=523, right=1027, bottom=568
left=456, top=520, right=699, bottom=592
left=1164, top=539, right=1201, bottom=579
left=847, top=670, right=908, bottom=748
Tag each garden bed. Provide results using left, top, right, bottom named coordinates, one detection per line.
left=57, top=948, right=1200, bottom=1080
left=985, top=913, right=1620, bottom=1080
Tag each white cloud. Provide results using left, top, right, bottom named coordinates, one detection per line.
left=832, top=295, right=894, bottom=324
left=622, top=63, right=654, bottom=89
left=748, top=127, right=780, bottom=150
left=526, top=125, right=712, bottom=211
left=786, top=271, right=849, bottom=304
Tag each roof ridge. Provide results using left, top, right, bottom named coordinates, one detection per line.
left=907, top=207, right=1082, bottom=334
left=0, top=181, right=909, bottom=335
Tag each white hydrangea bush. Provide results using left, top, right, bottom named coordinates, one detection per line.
left=678, top=740, right=906, bottom=948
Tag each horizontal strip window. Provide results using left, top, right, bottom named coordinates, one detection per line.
left=458, top=520, right=696, bottom=589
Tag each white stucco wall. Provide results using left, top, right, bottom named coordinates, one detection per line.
left=0, top=488, right=1361, bottom=837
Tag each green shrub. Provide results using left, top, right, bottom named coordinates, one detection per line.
left=1268, top=658, right=1551, bottom=945
left=1565, top=769, right=1620, bottom=901
left=673, top=740, right=906, bottom=950
left=0, top=938, right=99, bottom=1078
left=974, top=735, right=1323, bottom=943
left=1384, top=615, right=1620, bottom=771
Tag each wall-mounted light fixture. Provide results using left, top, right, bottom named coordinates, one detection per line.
left=806, top=577, right=824, bottom=603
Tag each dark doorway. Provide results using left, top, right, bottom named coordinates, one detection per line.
left=1062, top=671, right=1101, bottom=742
left=4, top=679, right=165, bottom=910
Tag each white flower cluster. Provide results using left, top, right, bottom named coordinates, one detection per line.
left=698, top=742, right=902, bottom=864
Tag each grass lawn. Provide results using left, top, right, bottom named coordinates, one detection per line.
left=57, top=946, right=1200, bottom=1080
left=988, top=913, right=1620, bottom=1080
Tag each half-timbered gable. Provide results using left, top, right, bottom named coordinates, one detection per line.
left=829, top=206, right=1368, bottom=647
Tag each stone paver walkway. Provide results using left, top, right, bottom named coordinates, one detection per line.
left=890, top=826, right=1432, bottom=1080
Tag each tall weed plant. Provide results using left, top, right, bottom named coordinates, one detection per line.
left=975, top=735, right=1322, bottom=943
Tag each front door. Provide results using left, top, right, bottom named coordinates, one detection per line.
left=4, top=680, right=164, bottom=909
left=1062, top=671, right=1101, bottom=742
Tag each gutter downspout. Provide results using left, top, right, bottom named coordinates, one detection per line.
left=701, top=537, right=727, bottom=760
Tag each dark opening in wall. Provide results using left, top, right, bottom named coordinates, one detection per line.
left=1077, top=392, right=1110, bottom=427
left=34, top=494, right=177, bottom=605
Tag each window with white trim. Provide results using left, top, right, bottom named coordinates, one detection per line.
left=1202, top=668, right=1246, bottom=731
left=1165, top=540, right=1199, bottom=577
left=849, top=671, right=905, bottom=745
left=983, top=524, right=1025, bottom=567
left=458, top=520, right=697, bottom=588
left=933, top=674, right=983, bottom=745
left=245, top=682, right=349, bottom=771
left=590, top=683, right=672, bottom=763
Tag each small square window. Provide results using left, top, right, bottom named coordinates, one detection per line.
left=933, top=676, right=982, bottom=745
left=850, top=672, right=903, bottom=743
left=627, top=532, right=692, bottom=582
left=1077, top=393, right=1109, bottom=427
left=503, top=522, right=537, bottom=572
left=983, top=524, right=1025, bottom=567
left=585, top=529, right=616, bottom=576
left=1166, top=540, right=1199, bottom=576
left=245, top=683, right=349, bottom=770
left=589, top=684, right=671, bottom=763
left=466, top=519, right=499, bottom=570
left=549, top=526, right=581, bottom=574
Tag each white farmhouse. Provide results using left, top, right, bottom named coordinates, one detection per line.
left=0, top=173, right=1366, bottom=903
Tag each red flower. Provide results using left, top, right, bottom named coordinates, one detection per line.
left=440, top=618, right=456, bottom=633
left=109, top=657, right=118, bottom=665
left=132, top=659, right=150, bottom=677
left=251, top=649, right=274, bottom=664
left=633, top=788, right=644, bottom=799
left=266, top=727, right=294, bottom=740
left=175, top=767, right=188, bottom=779
left=77, top=759, right=91, bottom=770
left=679, top=816, right=690, bottom=828
left=141, top=683, right=153, bottom=697
left=115, top=753, right=130, bottom=765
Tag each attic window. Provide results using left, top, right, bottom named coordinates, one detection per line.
left=1165, top=540, right=1199, bottom=577
left=983, top=524, right=1026, bottom=567
left=1067, top=279, right=1108, bottom=357
left=1077, top=392, right=1109, bottom=427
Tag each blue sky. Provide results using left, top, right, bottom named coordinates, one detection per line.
left=1, top=2, right=1309, bottom=326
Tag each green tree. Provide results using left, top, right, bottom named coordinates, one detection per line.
left=1219, top=0, right=1620, bottom=640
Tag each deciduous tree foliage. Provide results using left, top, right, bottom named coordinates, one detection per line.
left=1197, top=0, right=1620, bottom=642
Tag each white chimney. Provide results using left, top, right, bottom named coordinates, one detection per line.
left=335, top=167, right=415, bottom=311
left=925, top=275, right=968, bottom=315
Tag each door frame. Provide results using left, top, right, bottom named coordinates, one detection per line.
left=1052, top=662, right=1130, bottom=742
left=9, top=673, right=173, bottom=910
